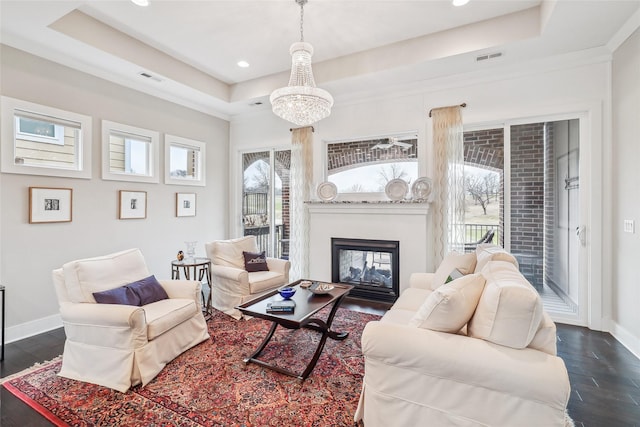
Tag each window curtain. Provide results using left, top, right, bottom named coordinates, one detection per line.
left=432, top=106, right=465, bottom=265
left=289, top=127, right=313, bottom=281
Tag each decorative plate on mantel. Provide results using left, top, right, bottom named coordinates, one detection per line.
left=385, top=179, right=409, bottom=201
left=317, top=181, right=338, bottom=201
left=411, top=177, right=433, bottom=201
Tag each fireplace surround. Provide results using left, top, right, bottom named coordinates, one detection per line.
left=331, top=237, right=399, bottom=303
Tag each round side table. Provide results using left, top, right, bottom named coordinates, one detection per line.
left=171, top=258, right=212, bottom=317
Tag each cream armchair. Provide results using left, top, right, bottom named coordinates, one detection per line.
left=52, top=248, right=209, bottom=392
left=205, top=236, right=291, bottom=319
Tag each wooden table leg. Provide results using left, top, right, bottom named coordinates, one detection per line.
left=243, top=293, right=350, bottom=380
left=244, top=321, right=279, bottom=363
left=298, top=293, right=349, bottom=379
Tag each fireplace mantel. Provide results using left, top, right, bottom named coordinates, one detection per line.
left=307, top=200, right=432, bottom=295
left=307, top=201, right=430, bottom=216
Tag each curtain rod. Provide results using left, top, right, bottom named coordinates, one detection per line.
left=289, top=126, right=315, bottom=132
left=428, top=103, right=467, bottom=118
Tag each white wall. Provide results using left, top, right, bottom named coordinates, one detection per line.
left=611, top=28, right=640, bottom=357
left=231, top=55, right=609, bottom=325
left=0, top=46, right=229, bottom=341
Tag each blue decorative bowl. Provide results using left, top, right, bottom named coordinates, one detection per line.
left=278, top=287, right=296, bottom=299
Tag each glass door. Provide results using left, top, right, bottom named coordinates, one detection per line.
left=241, top=149, right=290, bottom=258
left=508, top=119, right=579, bottom=315
left=464, top=117, right=584, bottom=321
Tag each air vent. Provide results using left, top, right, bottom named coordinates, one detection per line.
left=476, top=52, right=503, bottom=62
left=138, top=71, right=162, bottom=82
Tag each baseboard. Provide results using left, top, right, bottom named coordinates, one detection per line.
left=609, top=321, right=640, bottom=360
left=5, top=314, right=63, bottom=344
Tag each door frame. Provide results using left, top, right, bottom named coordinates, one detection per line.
left=464, top=102, right=603, bottom=329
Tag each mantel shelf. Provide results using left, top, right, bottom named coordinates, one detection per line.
left=306, top=200, right=431, bottom=215
left=306, top=200, right=429, bottom=205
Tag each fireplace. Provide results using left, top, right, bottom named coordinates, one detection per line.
left=331, top=237, right=399, bottom=303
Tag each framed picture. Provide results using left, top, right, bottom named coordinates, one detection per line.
left=176, top=192, right=196, bottom=217
left=119, top=190, right=147, bottom=219
left=29, top=187, right=73, bottom=223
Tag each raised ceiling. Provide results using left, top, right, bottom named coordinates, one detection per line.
left=1, top=0, right=638, bottom=119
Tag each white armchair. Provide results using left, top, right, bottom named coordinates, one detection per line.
left=52, top=248, right=209, bottom=392
left=205, top=236, right=291, bottom=319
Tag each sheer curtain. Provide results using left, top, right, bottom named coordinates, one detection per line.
left=432, top=106, right=465, bottom=265
left=289, top=127, right=313, bottom=281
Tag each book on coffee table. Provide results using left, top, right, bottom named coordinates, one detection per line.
left=266, top=299, right=296, bottom=313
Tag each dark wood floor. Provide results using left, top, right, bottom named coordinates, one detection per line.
left=2, top=299, right=639, bottom=427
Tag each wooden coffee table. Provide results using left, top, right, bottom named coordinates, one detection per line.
left=236, top=279, right=352, bottom=380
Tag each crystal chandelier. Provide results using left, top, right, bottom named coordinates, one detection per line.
left=270, top=0, right=333, bottom=127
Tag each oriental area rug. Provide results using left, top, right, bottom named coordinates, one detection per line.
left=2, top=308, right=381, bottom=427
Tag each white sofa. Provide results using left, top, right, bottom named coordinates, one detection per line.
left=52, top=248, right=210, bottom=392
left=355, top=244, right=571, bottom=427
left=205, top=236, right=291, bottom=319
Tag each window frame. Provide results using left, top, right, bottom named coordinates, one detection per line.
left=323, top=131, right=419, bottom=201
left=101, top=120, right=159, bottom=183
left=1, top=96, right=92, bottom=179
left=164, top=134, right=206, bottom=186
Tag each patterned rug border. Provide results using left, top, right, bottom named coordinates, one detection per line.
left=3, top=378, right=68, bottom=427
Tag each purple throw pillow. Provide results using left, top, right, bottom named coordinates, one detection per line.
left=93, top=286, right=141, bottom=306
left=127, top=275, right=169, bottom=305
left=243, top=251, right=269, bottom=272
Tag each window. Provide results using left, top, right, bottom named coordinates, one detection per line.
left=1, top=96, right=92, bottom=179
left=164, top=135, right=206, bottom=186
left=15, top=116, right=64, bottom=145
left=101, top=120, right=159, bottom=183
left=325, top=133, right=418, bottom=199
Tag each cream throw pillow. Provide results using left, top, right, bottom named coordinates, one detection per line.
left=432, top=252, right=477, bottom=290
left=409, top=274, right=486, bottom=333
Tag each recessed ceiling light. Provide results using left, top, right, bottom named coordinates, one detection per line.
left=452, top=0, right=470, bottom=6
left=131, top=0, right=149, bottom=6
left=237, top=61, right=250, bottom=68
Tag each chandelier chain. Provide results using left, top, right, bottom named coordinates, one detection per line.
left=299, top=0, right=305, bottom=42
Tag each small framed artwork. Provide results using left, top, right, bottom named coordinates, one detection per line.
left=29, top=187, right=73, bottom=223
left=119, top=190, right=147, bottom=219
left=176, top=192, right=196, bottom=217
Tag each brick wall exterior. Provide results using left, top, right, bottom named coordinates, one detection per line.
left=463, top=129, right=504, bottom=172
left=326, top=138, right=417, bottom=173
left=543, top=122, right=556, bottom=289
left=510, top=123, right=545, bottom=287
